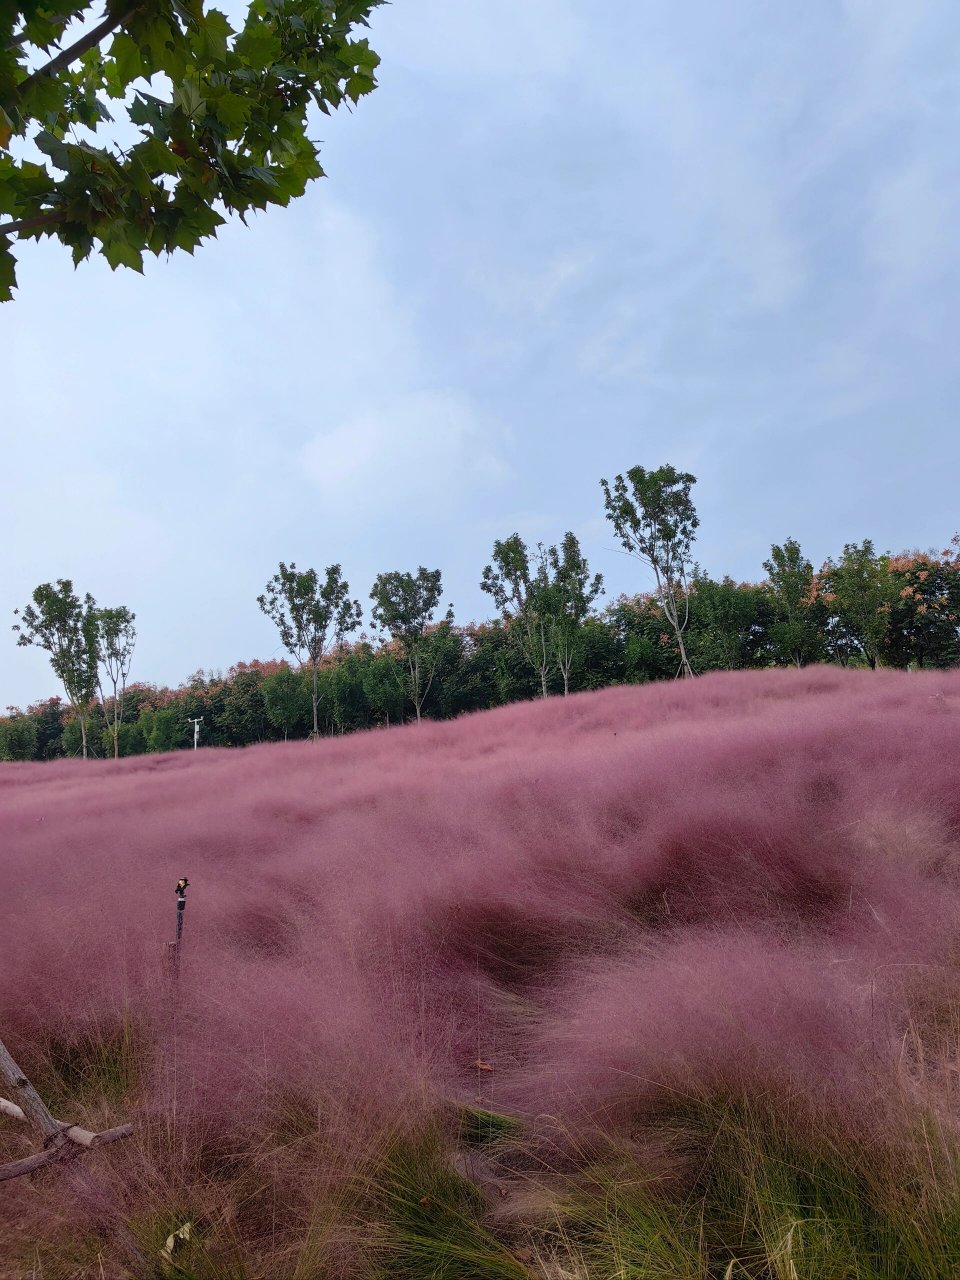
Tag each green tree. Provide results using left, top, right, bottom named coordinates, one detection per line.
left=543, top=532, right=604, bottom=695
left=115, top=716, right=149, bottom=756
left=13, top=579, right=99, bottom=757
left=574, top=614, right=626, bottom=691
left=0, top=711, right=38, bottom=761
left=883, top=547, right=960, bottom=670
left=62, top=700, right=106, bottom=756
left=262, top=664, right=311, bottom=740
left=480, top=534, right=559, bottom=699
left=686, top=572, right=770, bottom=672
left=0, top=1, right=383, bottom=300
left=359, top=643, right=406, bottom=727
left=600, top=464, right=699, bottom=678
left=26, top=695, right=66, bottom=759
left=762, top=538, right=822, bottom=667
left=817, top=540, right=894, bottom=670
left=604, top=595, right=680, bottom=684
left=369, top=567, right=450, bottom=723
left=220, top=665, right=271, bottom=744
left=147, top=705, right=189, bottom=752
left=95, top=604, right=136, bottom=758
left=438, top=622, right=519, bottom=716
left=258, top=562, right=361, bottom=738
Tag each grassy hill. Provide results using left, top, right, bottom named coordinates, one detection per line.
left=2, top=667, right=960, bottom=1278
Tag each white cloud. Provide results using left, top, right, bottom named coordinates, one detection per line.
left=298, top=390, right=510, bottom=512
left=379, top=0, right=584, bottom=82
left=864, top=153, right=960, bottom=310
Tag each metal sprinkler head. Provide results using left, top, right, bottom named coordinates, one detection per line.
left=176, top=877, right=190, bottom=899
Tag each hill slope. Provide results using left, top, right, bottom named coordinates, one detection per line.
left=3, top=668, right=960, bottom=1278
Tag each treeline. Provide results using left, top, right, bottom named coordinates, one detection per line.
left=3, top=536, right=959, bottom=762
left=5, top=463, right=960, bottom=761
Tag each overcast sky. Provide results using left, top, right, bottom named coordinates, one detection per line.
left=3, top=0, right=960, bottom=707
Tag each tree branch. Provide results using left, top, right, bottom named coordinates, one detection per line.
left=0, top=1141, right=82, bottom=1183
left=0, top=212, right=63, bottom=237
left=16, top=5, right=143, bottom=100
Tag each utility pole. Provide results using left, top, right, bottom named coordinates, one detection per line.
left=187, top=716, right=202, bottom=749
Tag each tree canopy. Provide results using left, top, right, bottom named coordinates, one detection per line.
left=0, top=0, right=383, bottom=300
left=258, top=560, right=361, bottom=737
left=601, top=463, right=699, bottom=677
left=370, top=566, right=450, bottom=723
left=12, top=578, right=100, bottom=757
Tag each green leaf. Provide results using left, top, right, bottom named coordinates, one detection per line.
left=134, top=136, right=180, bottom=177
left=34, top=130, right=70, bottom=170
left=242, top=164, right=279, bottom=188
left=234, top=23, right=281, bottom=70
left=129, top=92, right=169, bottom=136
left=209, top=91, right=251, bottom=131
left=70, top=236, right=93, bottom=267
left=195, top=9, right=233, bottom=64
left=108, top=32, right=143, bottom=88
left=173, top=77, right=204, bottom=117
left=102, top=239, right=144, bottom=273
left=17, top=159, right=56, bottom=199
left=0, top=241, right=16, bottom=302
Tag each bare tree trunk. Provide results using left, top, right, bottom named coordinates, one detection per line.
left=311, top=660, right=319, bottom=738
left=661, top=580, right=694, bottom=678
left=540, top=666, right=549, bottom=699
left=80, top=714, right=89, bottom=759
left=675, top=627, right=694, bottom=678
left=408, top=653, right=422, bottom=723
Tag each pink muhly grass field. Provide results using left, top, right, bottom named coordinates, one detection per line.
left=3, top=666, right=960, bottom=1276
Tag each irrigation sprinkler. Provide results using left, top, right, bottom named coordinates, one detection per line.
left=166, top=877, right=190, bottom=977
left=176, top=876, right=189, bottom=949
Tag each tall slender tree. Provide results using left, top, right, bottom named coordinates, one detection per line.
left=13, top=580, right=99, bottom=757
left=600, top=464, right=699, bottom=677
left=96, top=605, right=136, bottom=759
left=545, top=533, right=604, bottom=695
left=481, top=534, right=554, bottom=698
left=369, top=567, right=449, bottom=723
left=258, top=563, right=361, bottom=737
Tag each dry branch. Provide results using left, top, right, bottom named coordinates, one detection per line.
left=0, top=1037, right=61, bottom=1140
left=0, top=1038, right=133, bottom=1184
left=0, top=1094, right=26, bottom=1121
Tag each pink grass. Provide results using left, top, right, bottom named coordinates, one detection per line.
left=3, top=667, right=960, bottom=1265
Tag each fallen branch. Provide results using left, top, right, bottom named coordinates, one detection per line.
left=0, top=1039, right=133, bottom=1184
left=0, top=1141, right=82, bottom=1183
left=0, top=1094, right=26, bottom=1122
left=1, top=1096, right=133, bottom=1146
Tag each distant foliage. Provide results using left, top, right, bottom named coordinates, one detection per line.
left=6, top=534, right=960, bottom=760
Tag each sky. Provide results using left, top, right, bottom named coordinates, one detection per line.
left=3, top=0, right=960, bottom=707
